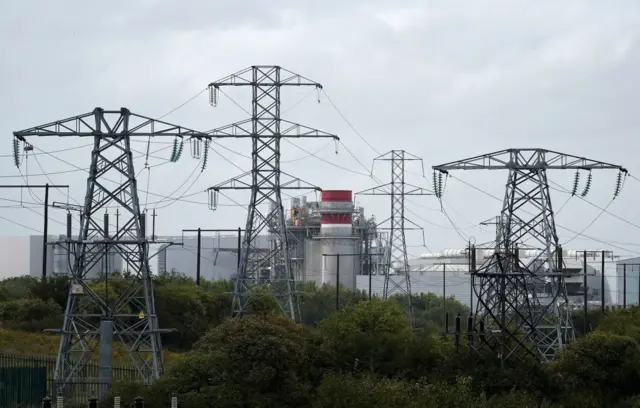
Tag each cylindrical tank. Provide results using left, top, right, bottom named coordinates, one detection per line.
left=291, top=197, right=301, bottom=208
left=319, top=237, right=360, bottom=290
left=319, top=190, right=353, bottom=237
left=301, top=196, right=307, bottom=207
left=53, top=234, right=71, bottom=275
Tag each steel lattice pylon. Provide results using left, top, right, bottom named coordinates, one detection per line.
left=358, top=150, right=430, bottom=324
left=13, top=108, right=211, bottom=390
left=206, top=66, right=338, bottom=321
left=434, top=148, right=627, bottom=364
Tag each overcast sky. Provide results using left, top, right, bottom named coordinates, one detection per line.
left=1, top=0, right=640, bottom=259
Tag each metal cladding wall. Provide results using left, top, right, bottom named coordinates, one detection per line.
left=617, top=256, right=640, bottom=306
left=356, top=269, right=473, bottom=307
left=304, top=238, right=360, bottom=290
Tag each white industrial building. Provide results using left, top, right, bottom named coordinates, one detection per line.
left=0, top=234, right=123, bottom=280
left=616, top=256, right=640, bottom=306
left=0, top=235, right=54, bottom=280
left=0, top=195, right=636, bottom=311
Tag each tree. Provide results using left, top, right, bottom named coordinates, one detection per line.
left=312, top=373, right=418, bottom=408
left=317, top=299, right=414, bottom=376
left=0, top=298, right=61, bottom=331
left=551, top=332, right=640, bottom=406
left=595, top=306, right=640, bottom=342
left=298, top=282, right=369, bottom=327
left=144, top=313, right=324, bottom=408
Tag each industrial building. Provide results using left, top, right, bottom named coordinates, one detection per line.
left=616, top=256, right=640, bottom=307
left=154, top=190, right=375, bottom=290
left=0, top=192, right=634, bottom=310
left=0, top=234, right=122, bottom=280
left=0, top=235, right=54, bottom=280
left=409, top=248, right=621, bottom=308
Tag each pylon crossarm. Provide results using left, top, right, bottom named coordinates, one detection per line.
left=13, top=108, right=210, bottom=140
left=433, top=148, right=626, bottom=172
left=208, top=65, right=322, bottom=88
left=357, top=183, right=393, bottom=195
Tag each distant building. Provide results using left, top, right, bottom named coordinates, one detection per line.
left=0, top=235, right=54, bottom=280
left=616, top=256, right=640, bottom=307
left=0, top=234, right=123, bottom=279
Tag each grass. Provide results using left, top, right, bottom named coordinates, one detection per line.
left=0, top=329, right=183, bottom=365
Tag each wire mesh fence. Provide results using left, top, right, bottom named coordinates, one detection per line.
left=0, top=352, right=140, bottom=407
left=364, top=255, right=640, bottom=337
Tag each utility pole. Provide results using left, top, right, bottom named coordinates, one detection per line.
left=357, top=150, right=430, bottom=326
left=182, top=228, right=246, bottom=286
left=14, top=108, right=209, bottom=392
left=601, top=250, right=606, bottom=313
left=206, top=66, right=339, bottom=321
left=322, top=253, right=361, bottom=311
left=434, top=148, right=627, bottom=363
left=151, top=209, right=157, bottom=242
left=583, top=250, right=588, bottom=335
left=0, top=184, right=69, bottom=280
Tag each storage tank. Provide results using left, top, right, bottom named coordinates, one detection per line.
left=53, top=234, right=72, bottom=275
left=303, top=189, right=359, bottom=290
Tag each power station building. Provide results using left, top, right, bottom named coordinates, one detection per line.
left=153, top=190, right=374, bottom=291
left=0, top=188, right=635, bottom=309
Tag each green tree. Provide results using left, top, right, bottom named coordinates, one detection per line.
left=551, top=332, right=640, bottom=406
left=0, top=297, right=62, bottom=331
left=312, top=373, right=418, bottom=408
left=0, top=276, right=36, bottom=301
left=595, top=306, right=640, bottom=341
left=317, top=299, right=414, bottom=376
left=298, top=282, right=368, bottom=326
left=29, top=275, right=70, bottom=308
left=145, top=313, right=323, bottom=408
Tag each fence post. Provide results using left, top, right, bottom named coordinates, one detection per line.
left=88, top=396, right=98, bottom=408
left=114, top=396, right=121, bottom=408
left=134, top=396, right=145, bottom=408
left=56, top=392, right=64, bottom=408
left=41, top=396, right=52, bottom=408
left=171, top=393, right=178, bottom=408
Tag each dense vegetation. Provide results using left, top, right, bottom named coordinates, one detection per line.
left=1, top=273, right=640, bottom=407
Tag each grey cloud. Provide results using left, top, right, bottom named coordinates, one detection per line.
left=1, top=1, right=640, bottom=255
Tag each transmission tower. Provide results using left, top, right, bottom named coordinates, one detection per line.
left=206, top=65, right=338, bottom=321
left=358, top=150, right=430, bottom=324
left=13, top=108, right=210, bottom=390
left=433, top=149, right=627, bottom=364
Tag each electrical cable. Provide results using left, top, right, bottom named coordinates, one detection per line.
left=447, top=173, right=640, bottom=256
left=18, top=155, right=44, bottom=205
left=439, top=204, right=471, bottom=243
left=563, top=200, right=614, bottom=246
left=283, top=139, right=370, bottom=176
left=153, top=158, right=204, bottom=210
left=321, top=89, right=381, bottom=156
left=0, top=142, right=93, bottom=158
left=27, top=144, right=217, bottom=209
left=549, top=178, right=640, bottom=232
left=0, top=214, right=41, bottom=233
left=157, top=88, right=208, bottom=120
left=282, top=87, right=318, bottom=115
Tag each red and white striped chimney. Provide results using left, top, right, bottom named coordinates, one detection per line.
left=319, top=190, right=353, bottom=237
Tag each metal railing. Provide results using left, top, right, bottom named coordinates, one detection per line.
left=0, top=352, right=140, bottom=407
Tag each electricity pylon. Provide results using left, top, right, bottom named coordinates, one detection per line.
left=433, top=149, right=627, bottom=364
left=206, top=66, right=338, bottom=321
left=358, top=150, right=430, bottom=325
left=13, top=108, right=210, bottom=390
